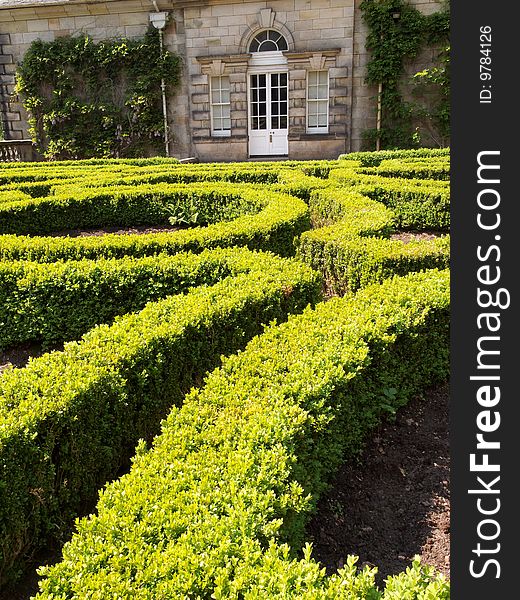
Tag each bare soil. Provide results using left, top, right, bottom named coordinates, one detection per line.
left=45, top=224, right=183, bottom=238
left=307, top=382, right=450, bottom=585
left=390, top=230, right=445, bottom=243
left=0, top=342, right=63, bottom=375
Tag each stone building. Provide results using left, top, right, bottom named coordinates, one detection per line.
left=0, top=0, right=443, bottom=160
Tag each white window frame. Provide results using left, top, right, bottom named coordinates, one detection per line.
left=306, top=70, right=329, bottom=134
left=210, top=75, right=231, bottom=137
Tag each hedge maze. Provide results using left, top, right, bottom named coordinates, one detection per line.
left=0, top=149, right=450, bottom=598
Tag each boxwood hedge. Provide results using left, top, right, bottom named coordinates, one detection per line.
left=0, top=189, right=310, bottom=262
left=328, top=171, right=450, bottom=231
left=359, top=161, right=450, bottom=181
left=338, top=147, right=450, bottom=166
left=0, top=250, right=321, bottom=586
left=297, top=187, right=450, bottom=293
left=0, top=182, right=269, bottom=236
left=35, top=269, right=449, bottom=598
left=0, top=247, right=306, bottom=350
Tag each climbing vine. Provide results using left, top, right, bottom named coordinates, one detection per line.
left=360, top=0, right=450, bottom=149
left=15, top=28, right=181, bottom=160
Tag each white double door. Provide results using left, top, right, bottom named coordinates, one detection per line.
left=248, top=72, right=288, bottom=157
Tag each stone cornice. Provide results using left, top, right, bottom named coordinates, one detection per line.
left=284, top=49, right=342, bottom=60
left=196, top=49, right=343, bottom=64
left=197, top=53, right=250, bottom=65
left=0, top=0, right=172, bottom=15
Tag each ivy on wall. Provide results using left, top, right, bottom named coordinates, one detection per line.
left=360, top=0, right=450, bottom=149
left=15, top=28, right=181, bottom=160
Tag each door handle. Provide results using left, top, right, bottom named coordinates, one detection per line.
left=269, top=133, right=273, bottom=143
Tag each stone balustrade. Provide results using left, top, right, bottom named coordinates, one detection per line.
left=0, top=139, right=39, bottom=162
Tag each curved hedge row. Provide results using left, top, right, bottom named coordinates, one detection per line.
left=0, top=190, right=32, bottom=205
left=359, top=161, right=450, bottom=181
left=0, top=160, right=333, bottom=190
left=0, top=248, right=303, bottom=350
left=338, top=147, right=450, bottom=166
left=327, top=172, right=450, bottom=231
left=35, top=269, right=450, bottom=598
left=297, top=187, right=450, bottom=293
left=0, top=250, right=321, bottom=585
left=0, top=182, right=268, bottom=236
left=0, top=189, right=309, bottom=262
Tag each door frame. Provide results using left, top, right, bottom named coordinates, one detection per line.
left=247, top=51, right=288, bottom=157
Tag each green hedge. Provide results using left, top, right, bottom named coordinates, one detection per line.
left=360, top=161, right=450, bottom=181
left=338, top=147, right=450, bottom=166
left=0, top=160, right=333, bottom=189
left=0, top=190, right=309, bottom=262
left=0, top=248, right=300, bottom=350
left=0, top=190, right=32, bottom=205
left=296, top=187, right=450, bottom=293
left=0, top=251, right=321, bottom=586
left=35, top=269, right=449, bottom=598
left=0, top=182, right=268, bottom=236
left=360, top=183, right=450, bottom=230
left=327, top=171, right=450, bottom=231
left=0, top=157, right=181, bottom=171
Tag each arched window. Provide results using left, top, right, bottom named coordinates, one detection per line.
left=249, top=30, right=288, bottom=53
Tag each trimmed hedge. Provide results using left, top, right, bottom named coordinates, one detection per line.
left=0, top=190, right=31, bottom=205
left=338, top=147, right=450, bottom=166
left=0, top=160, right=334, bottom=190
left=0, top=247, right=298, bottom=350
left=328, top=171, right=450, bottom=231
left=0, top=190, right=309, bottom=262
left=35, top=269, right=450, bottom=598
left=0, top=250, right=321, bottom=586
left=359, top=161, right=450, bottom=181
left=296, top=187, right=450, bottom=293
left=0, top=182, right=267, bottom=236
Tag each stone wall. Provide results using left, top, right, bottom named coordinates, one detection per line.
left=350, top=0, right=445, bottom=151
left=0, top=0, right=446, bottom=158
left=0, top=0, right=190, bottom=150
left=182, top=0, right=355, bottom=161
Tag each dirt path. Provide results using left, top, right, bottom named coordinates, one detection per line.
left=307, top=382, right=450, bottom=585
left=45, top=224, right=183, bottom=238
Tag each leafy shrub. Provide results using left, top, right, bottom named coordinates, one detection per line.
left=0, top=251, right=321, bottom=585
left=35, top=270, right=449, bottom=598
left=15, top=30, right=181, bottom=159
left=0, top=248, right=301, bottom=349
left=360, top=161, right=450, bottom=181
left=297, top=187, right=450, bottom=293
left=0, top=189, right=310, bottom=261
left=327, top=172, right=450, bottom=231
left=338, top=147, right=450, bottom=166
left=0, top=182, right=266, bottom=235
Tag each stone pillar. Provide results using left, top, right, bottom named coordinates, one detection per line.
left=165, top=8, right=192, bottom=158
left=0, top=32, right=25, bottom=141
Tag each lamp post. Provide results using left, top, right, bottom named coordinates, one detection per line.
left=149, top=10, right=170, bottom=156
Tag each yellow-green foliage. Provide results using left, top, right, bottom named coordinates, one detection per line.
left=0, top=182, right=265, bottom=235
left=297, top=187, right=450, bottom=293
left=338, top=147, right=449, bottom=166
left=0, top=150, right=451, bottom=595
left=328, top=170, right=450, bottom=230
left=0, top=188, right=310, bottom=261
left=0, top=250, right=321, bottom=585
left=360, top=160, right=450, bottom=181
left=35, top=270, right=450, bottom=598
left=0, top=248, right=310, bottom=350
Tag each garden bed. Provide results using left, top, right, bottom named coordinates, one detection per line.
left=308, top=382, right=450, bottom=585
